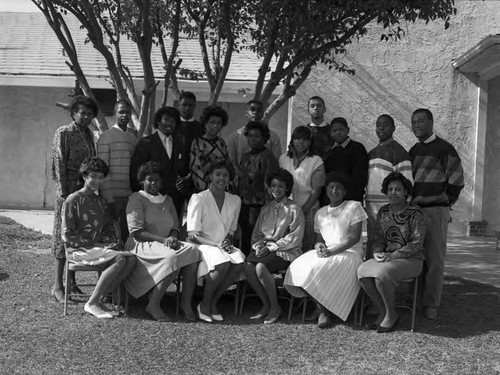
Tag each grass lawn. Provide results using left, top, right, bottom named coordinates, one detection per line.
left=0, top=215, right=499, bottom=374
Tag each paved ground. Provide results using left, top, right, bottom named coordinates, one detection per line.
left=1, top=208, right=499, bottom=288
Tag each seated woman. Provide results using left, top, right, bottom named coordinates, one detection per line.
left=244, top=169, right=304, bottom=324
left=357, top=172, right=425, bottom=333
left=124, top=161, right=201, bottom=322
left=62, top=157, right=136, bottom=319
left=186, top=160, right=245, bottom=323
left=284, top=171, right=367, bottom=328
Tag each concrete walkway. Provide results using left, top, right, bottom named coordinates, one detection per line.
left=1, top=209, right=499, bottom=288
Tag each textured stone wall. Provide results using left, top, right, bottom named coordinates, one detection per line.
left=292, top=1, right=500, bottom=234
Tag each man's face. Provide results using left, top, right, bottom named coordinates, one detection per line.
left=179, top=98, right=196, bottom=120
left=115, top=103, right=132, bottom=128
left=245, top=103, right=263, bottom=121
left=375, top=116, right=395, bottom=143
left=308, top=99, right=326, bottom=121
left=411, top=112, right=433, bottom=141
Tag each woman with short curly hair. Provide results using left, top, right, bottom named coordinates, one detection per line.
left=62, top=157, right=136, bottom=319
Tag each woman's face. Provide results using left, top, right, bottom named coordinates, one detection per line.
left=246, top=129, right=265, bottom=150
left=205, top=115, right=224, bottom=138
left=269, top=178, right=287, bottom=202
left=210, top=167, right=230, bottom=190
left=326, top=181, right=346, bottom=206
left=292, top=137, right=310, bottom=156
left=157, top=114, right=177, bottom=136
left=83, top=171, right=104, bottom=192
left=73, top=104, right=95, bottom=127
left=142, top=172, right=162, bottom=196
left=387, top=179, right=407, bottom=207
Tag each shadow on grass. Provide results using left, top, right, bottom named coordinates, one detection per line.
left=416, top=275, right=500, bottom=338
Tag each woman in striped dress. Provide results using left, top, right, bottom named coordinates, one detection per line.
left=284, top=171, right=367, bottom=328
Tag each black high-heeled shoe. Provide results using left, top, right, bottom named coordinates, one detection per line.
left=377, top=316, right=400, bottom=333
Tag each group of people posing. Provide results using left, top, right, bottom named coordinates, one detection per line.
left=50, top=93, right=464, bottom=332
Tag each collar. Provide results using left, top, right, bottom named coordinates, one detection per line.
left=157, top=131, right=172, bottom=143
left=379, top=137, right=394, bottom=146
left=139, top=190, right=166, bottom=204
left=249, top=145, right=267, bottom=154
left=309, top=121, right=329, bottom=128
left=181, top=117, right=195, bottom=122
left=112, top=124, right=128, bottom=132
left=421, top=133, right=436, bottom=144
left=332, top=137, right=351, bottom=149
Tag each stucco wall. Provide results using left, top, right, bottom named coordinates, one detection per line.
left=0, top=86, right=288, bottom=209
left=292, top=1, right=500, bottom=234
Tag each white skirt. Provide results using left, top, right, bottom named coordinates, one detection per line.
left=284, top=249, right=363, bottom=321
left=197, top=245, right=246, bottom=282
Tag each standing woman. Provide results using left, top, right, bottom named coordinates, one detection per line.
left=279, top=126, right=325, bottom=251
left=357, top=172, right=425, bottom=332
left=51, top=95, right=98, bottom=302
left=190, top=105, right=232, bottom=193
left=284, top=171, right=368, bottom=328
left=186, top=160, right=245, bottom=323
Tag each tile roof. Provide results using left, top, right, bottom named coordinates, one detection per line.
left=0, top=12, right=264, bottom=82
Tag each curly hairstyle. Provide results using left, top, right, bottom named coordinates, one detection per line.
left=207, top=159, right=235, bottom=181
left=266, top=168, right=294, bottom=197
left=286, top=125, right=314, bottom=158
left=79, top=157, right=109, bottom=177
left=137, top=161, right=163, bottom=183
left=243, top=120, right=271, bottom=143
left=200, top=105, right=228, bottom=127
left=153, top=106, right=181, bottom=130
left=69, top=95, right=99, bottom=118
left=325, top=170, right=351, bottom=191
left=381, top=171, right=413, bottom=196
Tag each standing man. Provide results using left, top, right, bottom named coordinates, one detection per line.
left=176, top=91, right=204, bottom=205
left=226, top=99, right=282, bottom=168
left=306, top=96, right=334, bottom=158
left=409, top=108, right=464, bottom=320
left=97, top=99, right=138, bottom=243
left=365, top=114, right=413, bottom=257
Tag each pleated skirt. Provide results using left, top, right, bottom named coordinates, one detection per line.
left=124, top=240, right=201, bottom=298
left=284, top=249, right=363, bottom=321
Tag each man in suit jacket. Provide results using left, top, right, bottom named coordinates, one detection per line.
left=130, top=106, right=186, bottom=218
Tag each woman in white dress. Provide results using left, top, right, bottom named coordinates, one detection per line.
left=279, top=126, right=325, bottom=251
left=187, top=160, right=245, bottom=323
left=284, top=171, right=367, bottom=328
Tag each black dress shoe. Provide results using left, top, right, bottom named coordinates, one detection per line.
left=377, top=316, right=399, bottom=333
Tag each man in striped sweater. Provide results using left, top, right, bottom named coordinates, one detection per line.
left=409, top=108, right=464, bottom=320
left=366, top=114, right=413, bottom=258
left=97, top=100, right=138, bottom=243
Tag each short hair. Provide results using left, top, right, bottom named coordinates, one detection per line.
left=137, top=161, right=163, bottom=183
left=378, top=114, right=395, bottom=127
left=266, top=168, right=294, bottom=197
left=79, top=157, right=108, bottom=177
left=200, top=105, right=228, bottom=127
left=247, top=99, right=263, bottom=109
left=330, top=117, right=348, bottom=128
left=308, top=96, right=325, bottom=107
left=207, top=159, right=235, bottom=181
left=325, top=170, right=351, bottom=191
left=381, top=171, right=413, bottom=196
left=114, top=99, right=132, bottom=112
left=286, top=126, right=314, bottom=158
left=412, top=108, right=433, bottom=122
left=243, top=121, right=271, bottom=142
left=69, top=95, right=99, bottom=118
left=179, top=91, right=197, bottom=102
left=153, top=106, right=181, bottom=129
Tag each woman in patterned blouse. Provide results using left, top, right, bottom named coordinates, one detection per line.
left=357, top=172, right=425, bottom=333
left=51, top=96, right=98, bottom=303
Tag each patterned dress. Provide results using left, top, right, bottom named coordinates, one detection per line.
left=62, top=189, right=129, bottom=266
left=124, top=192, right=201, bottom=298
left=52, top=122, right=96, bottom=258
left=357, top=204, right=425, bottom=286
left=284, top=200, right=367, bottom=321
left=190, top=136, right=231, bottom=192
